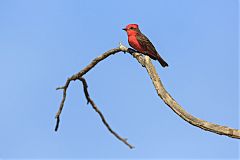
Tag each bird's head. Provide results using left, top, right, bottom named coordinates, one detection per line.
left=123, top=24, right=140, bottom=36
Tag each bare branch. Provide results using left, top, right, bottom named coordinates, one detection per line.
left=78, top=77, right=134, bottom=149
left=55, top=78, right=71, bottom=131
left=55, top=43, right=239, bottom=149
left=54, top=47, right=122, bottom=132
left=142, top=56, right=240, bottom=139
left=120, top=43, right=240, bottom=139
left=54, top=46, right=134, bottom=148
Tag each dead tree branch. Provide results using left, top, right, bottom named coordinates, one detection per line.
left=55, top=47, right=122, bottom=131
left=55, top=43, right=240, bottom=149
left=78, top=77, right=134, bottom=148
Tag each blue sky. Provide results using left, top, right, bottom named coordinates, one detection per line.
left=0, top=0, right=238, bottom=159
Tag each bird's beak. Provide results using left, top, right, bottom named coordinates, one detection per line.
left=122, top=28, right=127, bottom=31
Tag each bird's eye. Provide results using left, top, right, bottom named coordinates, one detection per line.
left=130, top=27, right=134, bottom=29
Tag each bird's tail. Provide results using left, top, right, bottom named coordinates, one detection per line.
left=156, top=54, right=168, bottom=67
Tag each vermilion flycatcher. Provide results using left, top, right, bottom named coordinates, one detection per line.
left=123, top=24, right=168, bottom=67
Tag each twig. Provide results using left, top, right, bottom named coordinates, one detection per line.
left=55, top=78, right=71, bottom=131
left=78, top=77, right=134, bottom=149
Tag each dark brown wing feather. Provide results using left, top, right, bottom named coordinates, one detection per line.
left=136, top=33, right=158, bottom=60
left=136, top=32, right=169, bottom=67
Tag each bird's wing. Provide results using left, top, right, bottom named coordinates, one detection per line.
left=136, top=33, right=158, bottom=59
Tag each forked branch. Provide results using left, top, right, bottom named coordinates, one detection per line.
left=55, top=43, right=240, bottom=149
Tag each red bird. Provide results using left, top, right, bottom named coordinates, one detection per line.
left=123, top=24, right=168, bottom=67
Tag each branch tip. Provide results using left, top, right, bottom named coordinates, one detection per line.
left=55, top=117, right=60, bottom=132
left=56, top=86, right=65, bottom=90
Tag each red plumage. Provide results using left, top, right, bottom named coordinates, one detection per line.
left=123, top=24, right=168, bottom=67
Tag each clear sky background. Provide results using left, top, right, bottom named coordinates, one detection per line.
left=0, top=0, right=238, bottom=159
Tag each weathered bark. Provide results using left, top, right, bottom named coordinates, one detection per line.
left=55, top=43, right=240, bottom=149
